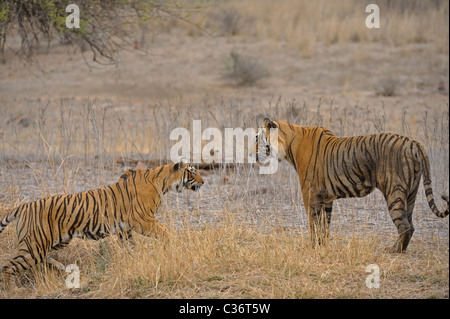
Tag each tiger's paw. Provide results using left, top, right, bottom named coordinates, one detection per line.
left=385, top=245, right=406, bottom=254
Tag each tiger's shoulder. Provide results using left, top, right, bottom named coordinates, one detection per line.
left=117, top=169, right=150, bottom=183
left=317, top=127, right=335, bottom=137
left=301, top=126, right=336, bottom=138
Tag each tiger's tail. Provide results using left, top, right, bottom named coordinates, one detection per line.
left=0, top=206, right=20, bottom=235
left=417, top=143, right=449, bottom=218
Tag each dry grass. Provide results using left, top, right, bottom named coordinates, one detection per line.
left=0, top=208, right=448, bottom=299
left=211, top=0, right=449, bottom=57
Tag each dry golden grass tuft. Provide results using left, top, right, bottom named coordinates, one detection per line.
left=1, top=207, right=448, bottom=299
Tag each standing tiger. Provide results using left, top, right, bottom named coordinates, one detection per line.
left=0, top=161, right=204, bottom=289
left=254, top=118, right=449, bottom=253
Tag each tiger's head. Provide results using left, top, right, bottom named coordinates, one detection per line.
left=118, top=161, right=204, bottom=194
left=172, top=161, right=204, bottom=193
left=253, top=118, right=287, bottom=165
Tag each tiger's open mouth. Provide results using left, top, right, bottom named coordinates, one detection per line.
left=184, top=181, right=204, bottom=192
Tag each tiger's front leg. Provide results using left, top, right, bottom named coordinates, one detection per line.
left=45, top=241, right=71, bottom=271
left=45, top=257, right=66, bottom=271
left=322, top=201, right=333, bottom=241
left=304, top=195, right=333, bottom=246
left=130, top=217, right=171, bottom=243
left=118, top=229, right=136, bottom=251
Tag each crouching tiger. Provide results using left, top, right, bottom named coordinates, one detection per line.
left=254, top=118, right=449, bottom=253
left=0, top=161, right=204, bottom=289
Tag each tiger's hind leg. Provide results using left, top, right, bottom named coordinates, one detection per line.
left=404, top=189, right=418, bottom=247
left=1, top=245, right=45, bottom=290
left=385, top=167, right=421, bottom=253
left=386, top=191, right=414, bottom=253
left=399, top=177, right=420, bottom=252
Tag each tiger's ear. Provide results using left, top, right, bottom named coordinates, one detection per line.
left=264, top=118, right=278, bottom=129
left=173, top=160, right=186, bottom=171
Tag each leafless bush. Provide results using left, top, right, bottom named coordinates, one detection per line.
left=223, top=51, right=269, bottom=86
left=207, top=7, right=250, bottom=36
left=376, top=77, right=400, bottom=97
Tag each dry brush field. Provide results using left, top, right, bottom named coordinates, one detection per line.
left=0, top=0, right=448, bottom=299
